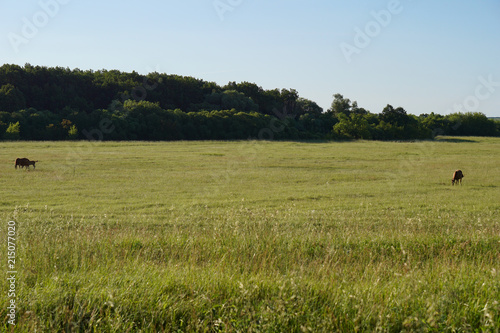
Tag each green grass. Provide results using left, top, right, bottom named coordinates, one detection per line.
left=1, top=137, right=499, bottom=332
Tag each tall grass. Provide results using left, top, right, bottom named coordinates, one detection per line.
left=1, top=138, right=499, bottom=331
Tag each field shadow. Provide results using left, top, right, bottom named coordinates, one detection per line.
left=435, top=137, right=477, bottom=143
left=436, top=183, right=498, bottom=189
left=471, top=184, right=499, bottom=189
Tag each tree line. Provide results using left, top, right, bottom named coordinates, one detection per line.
left=1, top=64, right=499, bottom=141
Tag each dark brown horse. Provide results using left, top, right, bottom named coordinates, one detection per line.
left=25, top=160, right=38, bottom=169
left=452, top=170, right=464, bottom=185
left=15, top=158, right=30, bottom=169
left=15, top=158, right=38, bottom=169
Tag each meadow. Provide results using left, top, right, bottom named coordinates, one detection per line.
left=0, top=138, right=499, bottom=332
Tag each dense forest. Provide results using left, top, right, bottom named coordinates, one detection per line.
left=1, top=64, right=499, bottom=141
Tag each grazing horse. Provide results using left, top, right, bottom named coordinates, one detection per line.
left=25, top=160, right=38, bottom=169
left=451, top=169, right=464, bottom=185
left=15, top=158, right=30, bottom=169
left=15, top=158, right=38, bottom=169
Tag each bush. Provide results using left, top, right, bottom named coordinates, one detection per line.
left=4, top=121, right=20, bottom=140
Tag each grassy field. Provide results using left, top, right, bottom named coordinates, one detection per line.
left=1, top=137, right=499, bottom=332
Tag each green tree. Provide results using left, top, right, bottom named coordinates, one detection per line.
left=380, top=105, right=409, bottom=127
left=5, top=121, right=20, bottom=140
left=0, top=84, right=26, bottom=112
left=329, top=94, right=356, bottom=116
left=280, top=88, right=299, bottom=118
left=419, top=112, right=447, bottom=137
left=68, top=125, right=79, bottom=140
left=296, top=98, right=323, bottom=116
left=333, top=113, right=372, bottom=139
left=447, top=112, right=497, bottom=136
left=221, top=90, right=259, bottom=112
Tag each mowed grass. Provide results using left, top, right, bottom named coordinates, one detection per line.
left=0, top=138, right=499, bottom=332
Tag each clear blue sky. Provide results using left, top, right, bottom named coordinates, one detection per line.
left=1, top=0, right=499, bottom=116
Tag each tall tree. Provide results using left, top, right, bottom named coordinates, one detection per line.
left=0, top=84, right=26, bottom=112
left=380, top=104, right=409, bottom=127
left=329, top=94, right=356, bottom=116
left=333, top=113, right=372, bottom=139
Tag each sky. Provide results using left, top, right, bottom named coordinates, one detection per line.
left=1, top=0, right=500, bottom=117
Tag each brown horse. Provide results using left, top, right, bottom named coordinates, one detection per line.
left=15, top=158, right=30, bottom=169
left=15, top=158, right=38, bottom=169
left=25, top=160, right=38, bottom=169
left=451, top=170, right=464, bottom=185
